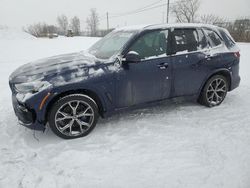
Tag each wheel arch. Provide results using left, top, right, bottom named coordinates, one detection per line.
left=44, top=89, right=105, bottom=123
left=199, top=69, right=232, bottom=96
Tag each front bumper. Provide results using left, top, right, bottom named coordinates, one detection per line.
left=12, top=94, right=45, bottom=131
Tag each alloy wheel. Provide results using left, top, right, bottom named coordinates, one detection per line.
left=206, top=78, right=227, bottom=106
left=54, top=100, right=95, bottom=137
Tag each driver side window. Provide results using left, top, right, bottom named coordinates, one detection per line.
left=129, top=30, right=169, bottom=60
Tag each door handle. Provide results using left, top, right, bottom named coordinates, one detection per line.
left=205, top=54, right=217, bottom=61
left=157, top=63, right=169, bottom=70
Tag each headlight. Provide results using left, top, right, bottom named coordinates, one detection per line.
left=15, top=81, right=51, bottom=94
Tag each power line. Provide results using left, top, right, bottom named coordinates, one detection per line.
left=100, top=0, right=190, bottom=21
left=110, top=0, right=165, bottom=17
left=103, top=3, right=167, bottom=20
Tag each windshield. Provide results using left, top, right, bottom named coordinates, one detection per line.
left=88, top=30, right=137, bottom=59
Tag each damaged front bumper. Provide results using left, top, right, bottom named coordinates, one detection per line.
left=12, top=94, right=47, bottom=131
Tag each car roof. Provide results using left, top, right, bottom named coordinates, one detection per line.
left=116, top=23, right=221, bottom=32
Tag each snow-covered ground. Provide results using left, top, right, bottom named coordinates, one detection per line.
left=0, top=30, right=250, bottom=188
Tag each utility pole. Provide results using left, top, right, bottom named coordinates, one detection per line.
left=106, top=12, right=110, bottom=30
left=162, top=12, right=165, bottom=23
left=166, top=0, right=170, bottom=23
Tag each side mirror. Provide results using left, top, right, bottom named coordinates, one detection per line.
left=124, top=51, right=141, bottom=63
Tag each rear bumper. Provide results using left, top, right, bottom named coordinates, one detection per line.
left=12, top=95, right=45, bottom=131
left=229, top=59, right=240, bottom=91
left=230, top=75, right=241, bottom=91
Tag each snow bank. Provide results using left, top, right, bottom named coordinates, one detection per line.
left=0, top=35, right=250, bottom=188
left=0, top=27, right=35, bottom=40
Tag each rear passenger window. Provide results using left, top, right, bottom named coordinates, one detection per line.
left=195, top=29, right=208, bottom=50
left=172, top=28, right=207, bottom=55
left=203, top=29, right=222, bottom=47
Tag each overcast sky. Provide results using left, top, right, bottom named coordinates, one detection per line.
left=0, top=0, right=249, bottom=30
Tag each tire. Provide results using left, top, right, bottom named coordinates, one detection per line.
left=199, top=75, right=229, bottom=107
left=48, top=94, right=99, bottom=139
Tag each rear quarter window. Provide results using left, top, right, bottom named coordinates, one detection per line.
left=218, top=29, right=236, bottom=48
left=203, top=29, right=222, bottom=47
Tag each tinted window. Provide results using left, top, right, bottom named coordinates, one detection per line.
left=195, top=29, right=208, bottom=50
left=129, top=30, right=169, bottom=59
left=172, top=29, right=205, bottom=54
left=219, top=29, right=235, bottom=48
left=203, top=29, right=222, bottom=47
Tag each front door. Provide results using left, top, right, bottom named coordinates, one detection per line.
left=115, top=30, right=172, bottom=108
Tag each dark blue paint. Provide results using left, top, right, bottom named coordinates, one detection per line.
left=9, top=25, right=241, bottom=131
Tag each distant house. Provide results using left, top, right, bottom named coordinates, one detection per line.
left=47, top=33, right=58, bottom=39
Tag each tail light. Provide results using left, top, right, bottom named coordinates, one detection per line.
left=234, top=51, right=240, bottom=58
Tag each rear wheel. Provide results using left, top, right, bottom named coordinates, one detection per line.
left=48, top=94, right=99, bottom=139
left=199, top=75, right=229, bottom=107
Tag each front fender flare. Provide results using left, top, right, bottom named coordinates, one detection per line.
left=39, top=83, right=110, bottom=124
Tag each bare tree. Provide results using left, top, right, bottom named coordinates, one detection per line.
left=171, top=0, right=200, bottom=23
left=47, top=25, right=58, bottom=34
left=230, top=19, right=250, bottom=42
left=86, top=8, right=100, bottom=37
left=70, top=16, right=81, bottom=36
left=24, top=23, right=58, bottom=37
left=24, top=23, right=46, bottom=37
left=199, top=14, right=226, bottom=25
left=57, top=15, right=68, bottom=35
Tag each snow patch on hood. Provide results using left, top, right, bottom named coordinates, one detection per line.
left=9, top=52, right=99, bottom=83
left=9, top=51, right=122, bottom=103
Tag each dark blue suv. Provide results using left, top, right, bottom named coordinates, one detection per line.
left=9, top=24, right=241, bottom=139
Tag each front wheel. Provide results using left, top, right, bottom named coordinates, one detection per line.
left=48, top=94, right=99, bottom=139
left=199, top=75, right=229, bottom=107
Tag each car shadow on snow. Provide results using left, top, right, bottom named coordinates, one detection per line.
left=16, top=89, right=242, bottom=150
left=18, top=97, right=205, bottom=145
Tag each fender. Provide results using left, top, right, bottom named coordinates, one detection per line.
left=38, top=82, right=114, bottom=124
left=198, top=68, right=232, bottom=95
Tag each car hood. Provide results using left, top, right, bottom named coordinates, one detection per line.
left=9, top=52, right=111, bottom=84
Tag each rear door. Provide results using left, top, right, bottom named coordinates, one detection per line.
left=170, top=28, right=211, bottom=96
left=115, top=30, right=172, bottom=108
left=202, top=28, right=227, bottom=72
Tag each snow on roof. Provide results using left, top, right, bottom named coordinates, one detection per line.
left=145, top=23, right=221, bottom=30
left=115, top=24, right=150, bottom=31
left=115, top=23, right=221, bottom=32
